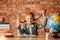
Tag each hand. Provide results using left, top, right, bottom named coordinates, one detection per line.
left=42, top=13, right=45, bottom=18
left=40, top=10, right=46, bottom=18
left=23, top=34, right=28, bottom=36
left=39, top=10, right=45, bottom=18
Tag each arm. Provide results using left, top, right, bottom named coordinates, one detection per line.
left=37, top=13, right=47, bottom=29
left=37, top=17, right=47, bottom=29
left=19, top=24, right=25, bottom=35
left=17, top=24, right=25, bottom=35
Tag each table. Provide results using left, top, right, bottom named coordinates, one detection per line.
left=0, top=35, right=60, bottom=40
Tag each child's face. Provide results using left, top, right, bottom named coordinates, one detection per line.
left=26, top=15, right=33, bottom=24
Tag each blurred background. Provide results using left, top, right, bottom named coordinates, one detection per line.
left=0, top=0, right=60, bottom=36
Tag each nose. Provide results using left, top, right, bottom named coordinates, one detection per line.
left=27, top=18, right=31, bottom=21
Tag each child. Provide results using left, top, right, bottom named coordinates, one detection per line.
left=18, top=12, right=47, bottom=36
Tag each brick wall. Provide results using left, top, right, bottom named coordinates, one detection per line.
left=0, top=0, right=60, bottom=35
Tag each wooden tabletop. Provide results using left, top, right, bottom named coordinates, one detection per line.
left=0, top=35, right=60, bottom=40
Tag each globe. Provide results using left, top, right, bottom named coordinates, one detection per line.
left=48, top=14, right=60, bottom=32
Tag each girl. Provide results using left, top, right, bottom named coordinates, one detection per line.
left=18, top=12, right=47, bottom=36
